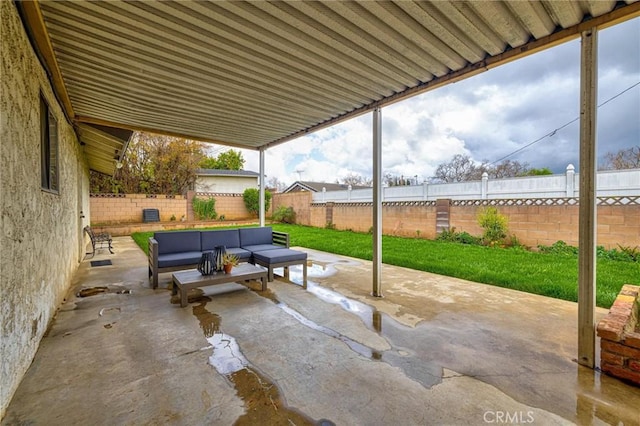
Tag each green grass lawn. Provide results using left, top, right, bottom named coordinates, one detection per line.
left=131, top=224, right=639, bottom=308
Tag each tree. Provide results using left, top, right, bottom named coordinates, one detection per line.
left=433, top=154, right=485, bottom=182
left=599, top=146, right=640, bottom=170
left=200, top=149, right=245, bottom=170
left=90, top=132, right=205, bottom=195
left=433, top=154, right=546, bottom=182
left=491, top=160, right=530, bottom=179
left=338, top=172, right=372, bottom=187
left=242, top=188, right=272, bottom=217
left=524, top=167, right=553, bottom=176
left=267, top=177, right=287, bottom=193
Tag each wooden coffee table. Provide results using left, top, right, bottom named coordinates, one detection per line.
left=172, top=263, right=268, bottom=307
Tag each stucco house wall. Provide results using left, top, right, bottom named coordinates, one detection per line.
left=194, top=171, right=258, bottom=193
left=1, top=2, right=90, bottom=417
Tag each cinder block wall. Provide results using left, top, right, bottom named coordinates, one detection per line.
left=290, top=199, right=640, bottom=250
left=199, top=193, right=253, bottom=220
left=271, top=192, right=312, bottom=224
left=90, top=194, right=187, bottom=224
left=451, top=204, right=640, bottom=248
left=90, top=192, right=253, bottom=224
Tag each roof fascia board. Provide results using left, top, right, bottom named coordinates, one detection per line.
left=74, top=115, right=255, bottom=150
left=261, top=2, right=640, bottom=150
left=17, top=0, right=75, bottom=120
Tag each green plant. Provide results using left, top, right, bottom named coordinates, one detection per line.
left=436, top=227, right=481, bottom=245
left=272, top=206, right=296, bottom=224
left=537, top=240, right=578, bottom=256
left=477, top=207, right=508, bottom=246
left=325, top=221, right=336, bottom=230
left=170, top=214, right=176, bottom=221
left=597, top=245, right=639, bottom=263
left=219, top=214, right=225, bottom=221
left=192, top=196, right=217, bottom=220
left=222, top=252, right=239, bottom=266
left=242, top=188, right=272, bottom=217
left=617, top=245, right=639, bottom=262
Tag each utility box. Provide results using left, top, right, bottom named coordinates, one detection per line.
left=142, top=208, right=160, bottom=223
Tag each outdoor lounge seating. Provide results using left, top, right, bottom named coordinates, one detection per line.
left=148, top=226, right=296, bottom=289
left=252, top=248, right=307, bottom=288
left=84, top=226, right=113, bottom=258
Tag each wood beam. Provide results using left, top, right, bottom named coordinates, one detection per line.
left=578, top=28, right=598, bottom=369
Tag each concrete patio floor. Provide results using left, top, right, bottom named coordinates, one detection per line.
left=3, top=236, right=639, bottom=425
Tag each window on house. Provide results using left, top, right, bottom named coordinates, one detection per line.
left=40, top=94, right=59, bottom=193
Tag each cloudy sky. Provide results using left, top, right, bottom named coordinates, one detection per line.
left=215, top=17, right=639, bottom=188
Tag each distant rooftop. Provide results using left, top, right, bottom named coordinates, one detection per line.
left=283, top=181, right=369, bottom=193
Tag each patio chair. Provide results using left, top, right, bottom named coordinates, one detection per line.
left=84, top=226, right=113, bottom=257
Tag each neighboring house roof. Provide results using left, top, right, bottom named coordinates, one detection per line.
left=196, top=169, right=259, bottom=177
left=283, top=181, right=369, bottom=193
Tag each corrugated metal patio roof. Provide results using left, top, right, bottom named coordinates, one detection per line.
left=17, top=0, right=640, bottom=174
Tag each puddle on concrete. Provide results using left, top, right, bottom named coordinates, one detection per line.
left=262, top=272, right=444, bottom=389
left=278, top=302, right=382, bottom=360
left=192, top=300, right=323, bottom=425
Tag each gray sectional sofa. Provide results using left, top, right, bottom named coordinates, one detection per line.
left=148, top=226, right=290, bottom=288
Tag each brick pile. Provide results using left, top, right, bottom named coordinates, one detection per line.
left=596, top=284, right=640, bottom=386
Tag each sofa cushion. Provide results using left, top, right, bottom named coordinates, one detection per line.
left=201, top=229, right=241, bottom=251
left=155, top=231, right=201, bottom=255
left=242, top=244, right=282, bottom=253
left=226, top=247, right=252, bottom=261
left=157, top=251, right=203, bottom=268
left=239, top=227, right=273, bottom=247
left=253, top=248, right=307, bottom=264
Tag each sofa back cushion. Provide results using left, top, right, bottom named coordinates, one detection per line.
left=201, top=229, right=241, bottom=251
left=154, top=231, right=201, bottom=255
left=239, top=227, right=272, bottom=247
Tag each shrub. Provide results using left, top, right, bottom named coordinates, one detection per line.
left=537, top=240, right=578, bottom=256
left=242, top=188, right=272, bottom=217
left=436, top=227, right=481, bottom=245
left=325, top=221, right=336, bottom=230
left=192, top=196, right=217, bottom=220
left=272, top=206, right=296, bottom=223
left=617, top=245, right=639, bottom=262
left=477, top=207, right=508, bottom=246
left=598, top=245, right=639, bottom=263
left=538, top=241, right=638, bottom=263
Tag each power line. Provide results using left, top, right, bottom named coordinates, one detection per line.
left=489, top=81, right=640, bottom=166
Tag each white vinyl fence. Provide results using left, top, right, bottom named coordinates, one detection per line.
left=312, top=165, right=640, bottom=203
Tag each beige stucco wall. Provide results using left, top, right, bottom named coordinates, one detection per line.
left=1, top=2, right=89, bottom=417
left=194, top=175, right=258, bottom=193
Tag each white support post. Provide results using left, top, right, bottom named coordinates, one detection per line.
left=566, top=164, right=576, bottom=197
left=372, top=108, right=382, bottom=297
left=578, top=28, right=598, bottom=368
left=481, top=172, right=489, bottom=199
left=259, top=148, right=265, bottom=227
